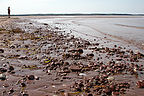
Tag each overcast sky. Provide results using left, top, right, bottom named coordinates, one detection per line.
left=0, top=0, right=144, bottom=14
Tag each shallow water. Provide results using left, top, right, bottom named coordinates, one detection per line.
left=33, top=16, right=144, bottom=50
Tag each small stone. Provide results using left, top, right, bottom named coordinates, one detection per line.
left=9, top=66, right=14, bottom=71
left=87, top=53, right=94, bottom=57
left=21, top=83, right=26, bottom=87
left=0, top=74, right=6, bottom=80
left=3, top=83, right=9, bottom=88
left=9, top=88, right=14, bottom=94
left=95, top=43, right=99, bottom=46
left=58, top=89, right=65, bottom=93
left=0, top=68, right=7, bottom=73
left=136, top=80, right=144, bottom=88
left=23, top=93, right=29, bottom=96
left=77, top=49, right=83, bottom=54
left=43, top=23, right=48, bottom=25
left=10, top=45, right=16, bottom=49
left=35, top=76, right=40, bottom=80
left=28, top=75, right=35, bottom=80
left=0, top=49, right=4, bottom=53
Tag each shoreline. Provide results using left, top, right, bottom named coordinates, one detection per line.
left=0, top=17, right=144, bottom=96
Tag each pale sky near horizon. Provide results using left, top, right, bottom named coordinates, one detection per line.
left=0, top=0, right=144, bottom=14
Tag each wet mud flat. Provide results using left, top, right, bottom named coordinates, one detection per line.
left=0, top=17, right=144, bottom=96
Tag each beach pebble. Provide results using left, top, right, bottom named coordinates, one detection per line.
left=87, top=53, right=94, bottom=57
left=3, top=83, right=9, bottom=88
left=0, top=74, right=6, bottom=80
left=9, top=88, right=14, bottom=94
left=0, top=49, right=4, bottom=53
left=9, top=66, right=14, bottom=71
left=136, top=80, right=144, bottom=88
left=28, top=75, right=35, bottom=80
left=21, top=82, right=26, bottom=87
left=35, top=76, right=40, bottom=80
left=43, top=23, right=48, bottom=25
left=22, top=93, right=29, bottom=96
left=0, top=68, right=7, bottom=73
left=77, top=49, right=83, bottom=54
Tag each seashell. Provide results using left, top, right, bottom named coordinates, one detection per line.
left=79, top=73, right=87, bottom=76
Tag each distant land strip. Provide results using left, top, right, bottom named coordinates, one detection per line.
left=0, top=13, right=144, bottom=16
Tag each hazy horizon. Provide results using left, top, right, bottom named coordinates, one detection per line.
left=0, top=0, right=144, bottom=14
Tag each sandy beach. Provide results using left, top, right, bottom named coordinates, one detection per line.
left=0, top=16, right=144, bottom=96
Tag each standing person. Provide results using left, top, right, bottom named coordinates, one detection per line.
left=8, top=7, right=10, bottom=18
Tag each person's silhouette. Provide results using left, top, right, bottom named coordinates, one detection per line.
left=8, top=7, right=10, bottom=18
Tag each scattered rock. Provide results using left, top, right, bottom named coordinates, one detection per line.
left=77, top=49, right=83, bottom=54
left=9, top=88, right=14, bottom=94
left=0, top=68, right=7, bottom=73
left=23, top=93, right=29, bottom=96
left=21, top=82, right=26, bottom=87
left=28, top=75, right=35, bottom=80
left=35, top=76, right=40, bottom=80
left=3, top=83, right=9, bottom=88
left=0, top=74, right=6, bottom=80
left=87, top=53, right=94, bottom=57
left=9, top=66, right=14, bottom=71
left=43, top=23, right=48, bottom=25
left=136, top=80, right=144, bottom=88
left=0, top=17, right=144, bottom=96
left=0, top=49, right=4, bottom=53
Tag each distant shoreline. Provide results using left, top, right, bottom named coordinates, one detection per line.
left=0, top=13, right=144, bottom=16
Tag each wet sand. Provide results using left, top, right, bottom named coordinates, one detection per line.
left=0, top=16, right=144, bottom=96
left=33, top=16, right=144, bottom=50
